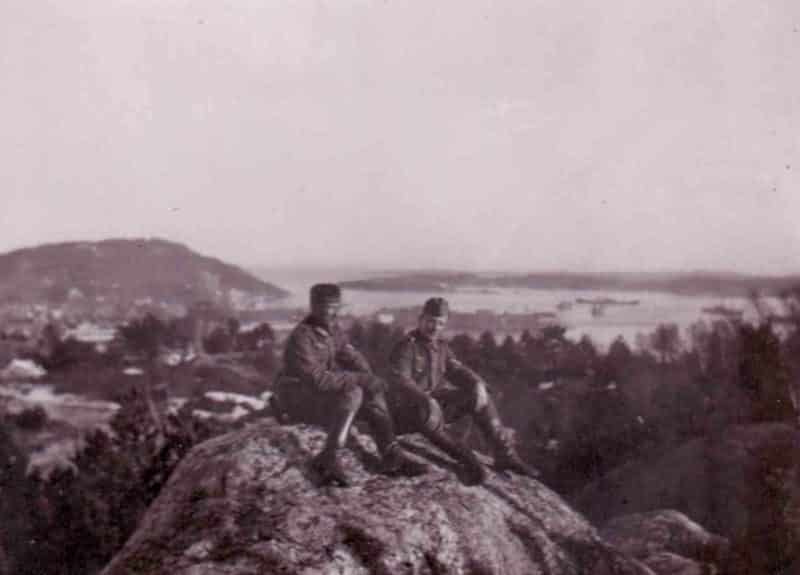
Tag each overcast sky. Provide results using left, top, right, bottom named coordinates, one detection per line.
left=1, top=1, right=798, bottom=274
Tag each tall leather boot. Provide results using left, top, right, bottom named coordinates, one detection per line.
left=360, top=395, right=428, bottom=477
left=310, top=387, right=362, bottom=487
left=423, top=428, right=487, bottom=486
left=475, top=404, right=540, bottom=479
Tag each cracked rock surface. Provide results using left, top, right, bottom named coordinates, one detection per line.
left=102, top=418, right=653, bottom=575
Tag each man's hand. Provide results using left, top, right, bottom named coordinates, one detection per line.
left=356, top=374, right=386, bottom=397
left=475, top=381, right=490, bottom=411
left=424, top=397, right=444, bottom=433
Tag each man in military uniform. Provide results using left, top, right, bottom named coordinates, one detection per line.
left=274, top=283, right=427, bottom=486
left=388, top=297, right=539, bottom=485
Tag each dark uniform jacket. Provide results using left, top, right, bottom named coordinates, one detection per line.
left=281, top=316, right=371, bottom=393
left=388, top=328, right=482, bottom=396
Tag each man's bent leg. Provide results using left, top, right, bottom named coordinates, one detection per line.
left=409, top=393, right=487, bottom=485
left=310, top=382, right=363, bottom=486
left=471, top=388, right=540, bottom=479
left=357, top=374, right=428, bottom=477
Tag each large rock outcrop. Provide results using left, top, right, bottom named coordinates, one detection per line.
left=600, top=510, right=729, bottom=575
left=102, top=418, right=652, bottom=575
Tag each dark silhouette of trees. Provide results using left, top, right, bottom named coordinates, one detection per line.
left=203, top=325, right=235, bottom=354
left=737, top=323, right=796, bottom=423
left=649, top=323, right=682, bottom=364
left=346, top=320, right=405, bottom=375
left=562, top=335, right=597, bottom=377
left=601, top=336, right=633, bottom=383
left=449, top=333, right=479, bottom=366
left=237, top=322, right=275, bottom=352
left=0, top=419, right=31, bottom=575
left=116, top=314, right=169, bottom=360
left=11, top=387, right=214, bottom=575
left=557, top=385, right=648, bottom=489
left=40, top=337, right=98, bottom=370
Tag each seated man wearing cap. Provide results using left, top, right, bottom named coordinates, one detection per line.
left=274, top=283, right=427, bottom=486
left=387, top=297, right=539, bottom=485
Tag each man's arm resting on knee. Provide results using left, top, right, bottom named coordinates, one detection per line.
left=443, top=344, right=490, bottom=410
left=388, top=339, right=432, bottom=406
left=336, top=340, right=372, bottom=373
left=285, top=330, right=344, bottom=392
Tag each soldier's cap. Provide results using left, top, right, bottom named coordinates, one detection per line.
left=422, top=297, right=449, bottom=318
left=310, top=283, right=342, bottom=305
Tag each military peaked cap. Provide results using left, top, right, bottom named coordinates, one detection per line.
left=422, top=297, right=449, bottom=317
left=310, top=283, right=342, bottom=305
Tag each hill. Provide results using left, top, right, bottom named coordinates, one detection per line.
left=0, top=238, right=288, bottom=310
left=341, top=270, right=800, bottom=297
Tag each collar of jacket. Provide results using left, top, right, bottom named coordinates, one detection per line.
left=410, top=328, right=442, bottom=348
left=303, top=315, right=335, bottom=336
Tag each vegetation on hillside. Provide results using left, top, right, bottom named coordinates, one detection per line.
left=0, top=287, right=798, bottom=574
left=0, top=238, right=288, bottom=307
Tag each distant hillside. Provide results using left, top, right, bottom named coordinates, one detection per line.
left=339, top=271, right=482, bottom=292
left=491, top=271, right=800, bottom=297
left=0, top=238, right=288, bottom=307
left=342, top=270, right=800, bottom=297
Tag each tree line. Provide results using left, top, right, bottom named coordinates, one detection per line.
left=1, top=287, right=799, bottom=574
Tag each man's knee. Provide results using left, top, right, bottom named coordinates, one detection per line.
left=418, top=398, right=444, bottom=434
left=452, top=380, right=490, bottom=414
left=339, top=381, right=364, bottom=412
left=356, top=374, right=387, bottom=397
left=470, top=381, right=497, bottom=414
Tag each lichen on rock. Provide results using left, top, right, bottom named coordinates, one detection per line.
left=101, top=418, right=653, bottom=575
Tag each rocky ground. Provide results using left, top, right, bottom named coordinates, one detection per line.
left=101, top=418, right=727, bottom=575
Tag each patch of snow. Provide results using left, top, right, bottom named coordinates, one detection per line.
left=161, top=352, right=183, bottom=366
left=65, top=322, right=116, bottom=343
left=123, top=367, right=144, bottom=376
left=376, top=313, right=395, bottom=325
left=167, top=397, right=188, bottom=415
left=193, top=405, right=251, bottom=423
left=270, top=321, right=297, bottom=332
left=229, top=405, right=249, bottom=420
left=0, top=383, right=119, bottom=428
left=1, top=359, right=47, bottom=380
left=238, top=321, right=262, bottom=333
left=68, top=287, right=85, bottom=299
left=28, top=440, right=80, bottom=475
left=204, top=391, right=266, bottom=411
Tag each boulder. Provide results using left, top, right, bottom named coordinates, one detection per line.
left=102, top=418, right=652, bottom=575
left=639, top=552, right=704, bottom=575
left=600, top=510, right=729, bottom=574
